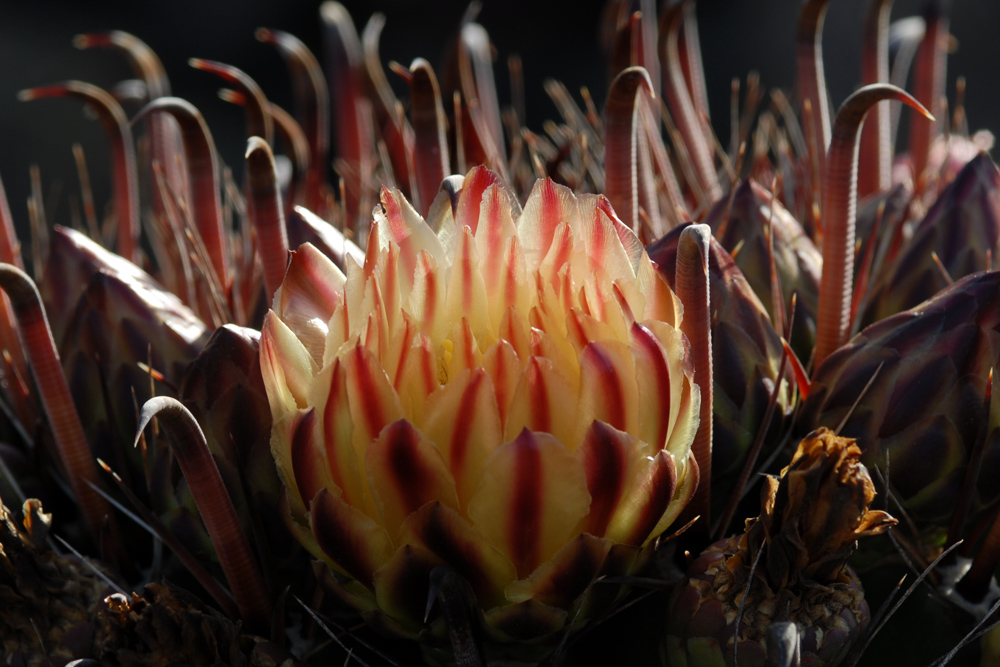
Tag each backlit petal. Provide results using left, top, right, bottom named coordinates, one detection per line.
left=366, top=419, right=459, bottom=538
left=421, top=368, right=502, bottom=505
left=468, top=429, right=590, bottom=578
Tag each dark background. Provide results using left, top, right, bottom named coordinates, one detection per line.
left=1, top=0, right=997, bottom=243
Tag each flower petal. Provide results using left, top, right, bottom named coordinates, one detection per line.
left=575, top=420, right=643, bottom=538
left=344, top=342, right=404, bottom=455
left=577, top=194, right=637, bottom=283
left=310, top=487, right=395, bottom=588
left=308, top=358, right=368, bottom=512
left=445, top=226, right=491, bottom=343
left=374, top=185, right=446, bottom=287
left=421, top=368, right=502, bottom=505
left=604, top=449, right=680, bottom=546
left=289, top=408, right=332, bottom=511
left=273, top=243, right=345, bottom=365
left=445, top=317, right=484, bottom=381
left=505, top=533, right=613, bottom=609
left=397, top=501, right=516, bottom=607
left=366, top=419, right=459, bottom=538
left=482, top=338, right=524, bottom=435
left=635, top=251, right=682, bottom=327
left=576, top=340, right=639, bottom=442
left=408, top=249, right=447, bottom=345
left=260, top=310, right=314, bottom=417
left=519, top=178, right=581, bottom=273
left=503, top=356, right=576, bottom=446
left=468, top=429, right=590, bottom=578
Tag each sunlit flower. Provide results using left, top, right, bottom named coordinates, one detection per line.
left=260, top=167, right=700, bottom=653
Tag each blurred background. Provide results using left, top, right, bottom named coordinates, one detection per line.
left=0, top=0, right=996, bottom=244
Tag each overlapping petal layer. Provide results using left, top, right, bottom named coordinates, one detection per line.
left=261, top=169, right=700, bottom=646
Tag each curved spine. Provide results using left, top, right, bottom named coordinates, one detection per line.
left=858, top=0, right=895, bottom=198
left=659, top=1, right=720, bottom=204
left=908, top=0, right=949, bottom=185
left=797, top=0, right=832, bottom=214
left=0, top=264, right=113, bottom=543
left=814, top=85, right=932, bottom=368
left=257, top=27, right=330, bottom=214
left=674, top=224, right=713, bottom=544
left=190, top=58, right=273, bottom=146
left=134, top=97, right=228, bottom=290
left=19, top=82, right=139, bottom=264
left=604, top=67, right=655, bottom=235
left=136, top=396, right=271, bottom=634
left=246, top=137, right=290, bottom=302
left=408, top=58, right=450, bottom=216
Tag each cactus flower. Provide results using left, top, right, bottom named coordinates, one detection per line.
left=260, top=169, right=701, bottom=658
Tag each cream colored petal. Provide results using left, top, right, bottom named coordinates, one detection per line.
left=421, top=368, right=503, bottom=506
left=374, top=185, right=446, bottom=290
left=576, top=194, right=636, bottom=284
left=407, top=249, right=447, bottom=346
left=444, top=317, right=484, bottom=381
left=444, top=225, right=491, bottom=343
left=504, top=356, right=577, bottom=447
left=366, top=419, right=460, bottom=539
left=475, top=184, right=518, bottom=297
left=574, top=421, right=644, bottom=538
left=308, top=359, right=369, bottom=513
left=635, top=252, right=683, bottom=327
left=397, top=502, right=517, bottom=608
left=467, top=429, right=591, bottom=578
left=260, top=311, right=314, bottom=417
left=518, top=178, right=581, bottom=273
left=482, top=338, right=525, bottom=435
left=575, top=340, right=640, bottom=447
left=603, top=449, right=679, bottom=546
left=310, top=487, right=395, bottom=588
left=273, top=243, right=346, bottom=365
left=343, top=342, right=404, bottom=465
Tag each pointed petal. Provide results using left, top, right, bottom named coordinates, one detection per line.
left=475, top=184, right=518, bottom=305
left=519, top=178, right=581, bottom=272
left=308, top=358, right=368, bottom=512
left=445, top=317, right=484, bottom=380
left=311, top=487, right=394, bottom=587
left=374, top=185, right=446, bottom=285
left=604, top=449, right=679, bottom=546
left=467, top=429, right=590, bottom=578
left=445, top=226, right=491, bottom=342
left=505, top=533, right=613, bottom=609
left=455, top=165, right=503, bottom=234
left=344, top=342, right=403, bottom=457
left=421, top=368, right=502, bottom=505
left=290, top=408, right=333, bottom=511
left=260, top=311, right=314, bottom=417
left=274, top=243, right=346, bottom=364
left=636, top=251, right=682, bottom=328
left=366, top=419, right=459, bottom=538
left=408, top=249, right=447, bottom=345
left=504, top=356, right=576, bottom=446
left=579, top=194, right=643, bottom=273
left=575, top=420, right=642, bottom=538
left=393, top=327, right=439, bottom=418
left=577, top=340, right=639, bottom=442
left=482, top=338, right=524, bottom=434
left=578, top=194, right=637, bottom=283
left=397, top=501, right=516, bottom=607
left=630, top=321, right=680, bottom=450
